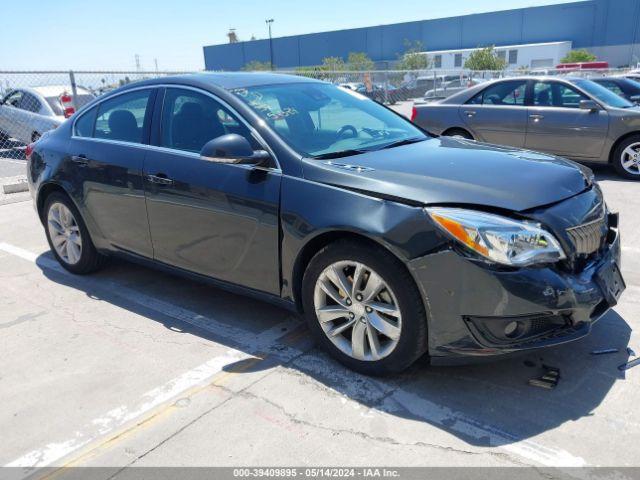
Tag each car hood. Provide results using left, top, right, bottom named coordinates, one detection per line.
left=302, top=137, right=592, bottom=212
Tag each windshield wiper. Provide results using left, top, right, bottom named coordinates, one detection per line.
left=376, top=137, right=427, bottom=150
left=311, top=149, right=370, bottom=160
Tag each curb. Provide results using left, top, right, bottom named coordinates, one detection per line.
left=1, top=175, right=29, bottom=194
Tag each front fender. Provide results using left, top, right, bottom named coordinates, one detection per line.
left=279, top=175, right=445, bottom=304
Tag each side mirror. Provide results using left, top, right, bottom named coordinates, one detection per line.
left=580, top=99, right=601, bottom=112
left=200, top=134, right=270, bottom=166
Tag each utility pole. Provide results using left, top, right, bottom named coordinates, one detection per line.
left=154, top=58, right=159, bottom=72
left=135, top=54, right=141, bottom=72
left=266, top=19, right=274, bottom=70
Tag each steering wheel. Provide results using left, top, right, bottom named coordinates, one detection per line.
left=336, top=125, right=358, bottom=139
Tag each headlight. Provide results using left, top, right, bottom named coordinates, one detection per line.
left=426, top=207, right=566, bottom=267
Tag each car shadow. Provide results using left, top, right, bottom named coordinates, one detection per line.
left=591, top=164, right=637, bottom=183
left=36, top=252, right=632, bottom=452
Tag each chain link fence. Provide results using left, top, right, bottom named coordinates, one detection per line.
left=0, top=71, right=189, bottom=159
left=1, top=67, right=638, bottom=159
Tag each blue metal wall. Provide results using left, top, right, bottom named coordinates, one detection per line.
left=203, top=0, right=640, bottom=70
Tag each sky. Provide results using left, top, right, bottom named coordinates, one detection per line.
left=0, top=0, right=580, bottom=71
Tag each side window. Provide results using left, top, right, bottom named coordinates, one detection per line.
left=4, top=91, right=23, bottom=108
left=94, top=89, right=151, bottom=143
left=468, top=81, right=527, bottom=106
left=74, top=107, right=97, bottom=137
left=533, top=82, right=588, bottom=108
left=19, top=93, right=41, bottom=113
left=160, top=88, right=257, bottom=153
left=533, top=82, right=553, bottom=107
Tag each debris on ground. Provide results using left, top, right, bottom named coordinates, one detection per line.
left=528, top=365, right=560, bottom=389
left=618, top=358, right=640, bottom=372
left=591, top=348, right=619, bottom=355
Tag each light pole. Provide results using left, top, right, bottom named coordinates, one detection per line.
left=266, top=19, right=274, bottom=70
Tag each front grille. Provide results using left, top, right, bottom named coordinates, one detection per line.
left=566, top=215, right=607, bottom=256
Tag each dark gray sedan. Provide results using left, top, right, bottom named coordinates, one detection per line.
left=413, top=76, right=640, bottom=179
left=26, top=73, right=624, bottom=374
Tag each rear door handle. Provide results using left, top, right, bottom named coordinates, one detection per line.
left=529, top=114, right=544, bottom=121
left=463, top=110, right=476, bottom=117
left=71, top=155, right=89, bottom=167
left=146, top=173, right=174, bottom=186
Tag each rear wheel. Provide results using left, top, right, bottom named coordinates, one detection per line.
left=612, top=135, right=640, bottom=180
left=442, top=128, right=473, bottom=140
left=44, top=192, right=107, bottom=274
left=302, top=240, right=428, bottom=375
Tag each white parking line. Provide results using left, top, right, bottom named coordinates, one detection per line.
left=387, top=389, right=586, bottom=467
left=0, top=242, right=301, bottom=474
left=0, top=159, right=26, bottom=164
left=622, top=246, right=640, bottom=255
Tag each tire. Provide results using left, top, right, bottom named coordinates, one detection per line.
left=612, top=134, right=640, bottom=180
left=302, top=239, right=428, bottom=375
left=43, top=191, right=107, bottom=274
left=442, top=128, right=473, bottom=140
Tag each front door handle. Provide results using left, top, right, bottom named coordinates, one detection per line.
left=146, top=173, right=174, bottom=186
left=71, top=155, right=89, bottom=167
left=463, top=110, right=476, bottom=117
left=529, top=114, right=544, bottom=121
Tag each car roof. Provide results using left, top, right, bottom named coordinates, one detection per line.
left=435, top=75, right=594, bottom=105
left=125, top=72, right=322, bottom=90
left=29, top=85, right=90, bottom=96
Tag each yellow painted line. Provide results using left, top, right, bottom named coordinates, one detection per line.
left=37, top=330, right=309, bottom=478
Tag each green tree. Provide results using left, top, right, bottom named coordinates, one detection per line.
left=396, top=40, right=429, bottom=70
left=347, top=52, right=374, bottom=71
left=464, top=46, right=507, bottom=71
left=320, top=56, right=346, bottom=71
left=561, top=49, right=597, bottom=63
left=242, top=60, right=272, bottom=71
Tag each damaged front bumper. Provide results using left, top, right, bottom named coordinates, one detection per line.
left=408, top=220, right=625, bottom=365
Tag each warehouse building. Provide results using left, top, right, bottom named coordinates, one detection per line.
left=203, top=0, right=640, bottom=71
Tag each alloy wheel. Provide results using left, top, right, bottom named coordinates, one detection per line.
left=47, top=202, right=82, bottom=265
left=621, top=142, right=640, bottom=175
left=313, top=261, right=402, bottom=361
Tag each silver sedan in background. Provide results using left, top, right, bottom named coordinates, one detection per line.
left=0, top=85, right=94, bottom=145
left=413, top=76, right=640, bottom=179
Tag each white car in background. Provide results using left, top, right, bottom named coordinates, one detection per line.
left=0, top=85, right=94, bottom=145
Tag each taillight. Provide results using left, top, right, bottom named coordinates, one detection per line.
left=410, top=106, right=417, bottom=122
left=60, top=91, right=75, bottom=118
left=25, top=143, right=34, bottom=160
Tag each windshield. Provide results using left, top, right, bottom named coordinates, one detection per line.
left=573, top=79, right=634, bottom=108
left=230, top=83, right=427, bottom=158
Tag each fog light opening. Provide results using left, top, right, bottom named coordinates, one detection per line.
left=504, top=321, right=523, bottom=339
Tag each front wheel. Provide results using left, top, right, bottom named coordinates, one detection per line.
left=44, top=192, right=107, bottom=274
left=612, top=135, right=640, bottom=180
left=302, top=240, right=428, bottom=375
